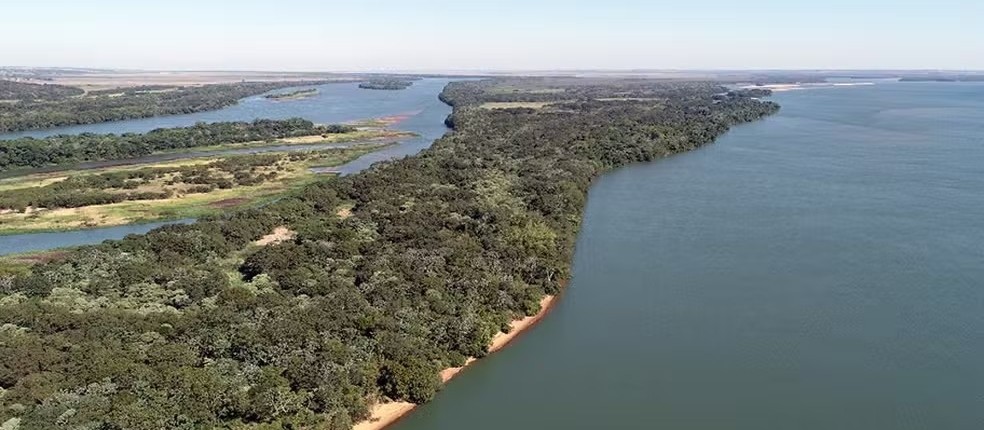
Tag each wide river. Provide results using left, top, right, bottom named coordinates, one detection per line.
left=392, top=82, right=984, bottom=429
left=0, top=79, right=454, bottom=255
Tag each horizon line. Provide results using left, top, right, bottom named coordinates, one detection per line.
left=3, top=66, right=984, bottom=75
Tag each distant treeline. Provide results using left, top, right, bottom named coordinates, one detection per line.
left=359, top=79, right=414, bottom=90
left=0, top=78, right=779, bottom=429
left=0, top=81, right=331, bottom=133
left=0, top=80, right=84, bottom=101
left=899, top=75, right=984, bottom=82
left=0, top=118, right=354, bottom=171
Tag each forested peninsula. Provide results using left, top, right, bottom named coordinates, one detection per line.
left=0, top=79, right=778, bottom=429
left=0, top=80, right=329, bottom=133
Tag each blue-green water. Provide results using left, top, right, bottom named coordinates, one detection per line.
left=393, top=83, right=984, bottom=429
left=0, top=79, right=454, bottom=255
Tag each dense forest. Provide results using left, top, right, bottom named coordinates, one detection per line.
left=0, top=78, right=778, bottom=429
left=0, top=81, right=329, bottom=133
left=0, top=118, right=354, bottom=171
left=358, top=79, right=413, bottom=90
left=0, top=81, right=85, bottom=102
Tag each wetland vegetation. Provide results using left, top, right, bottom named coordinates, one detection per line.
left=0, top=145, right=386, bottom=234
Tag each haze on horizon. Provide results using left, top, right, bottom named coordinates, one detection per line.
left=2, top=0, right=982, bottom=72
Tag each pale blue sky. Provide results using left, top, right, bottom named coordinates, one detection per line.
left=2, top=0, right=982, bottom=71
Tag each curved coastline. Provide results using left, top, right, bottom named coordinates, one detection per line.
left=351, top=85, right=781, bottom=430
left=354, top=295, right=559, bottom=430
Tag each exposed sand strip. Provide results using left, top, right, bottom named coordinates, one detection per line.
left=354, top=295, right=558, bottom=430
left=352, top=403, right=416, bottom=430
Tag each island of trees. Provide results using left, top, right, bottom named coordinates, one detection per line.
left=0, top=80, right=332, bottom=133
left=358, top=79, right=414, bottom=90
left=0, top=118, right=355, bottom=171
left=0, top=78, right=778, bottom=429
left=264, top=88, right=319, bottom=100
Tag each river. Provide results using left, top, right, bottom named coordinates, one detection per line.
left=391, top=82, right=984, bottom=429
left=0, top=79, right=455, bottom=255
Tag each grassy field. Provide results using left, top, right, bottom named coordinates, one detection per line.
left=0, top=144, right=385, bottom=235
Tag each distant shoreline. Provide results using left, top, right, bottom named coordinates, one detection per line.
left=742, top=82, right=876, bottom=92
left=353, top=294, right=559, bottom=430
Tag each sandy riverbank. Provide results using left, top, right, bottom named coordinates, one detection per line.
left=353, top=294, right=558, bottom=430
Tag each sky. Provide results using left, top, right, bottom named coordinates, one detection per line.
left=1, top=0, right=982, bottom=72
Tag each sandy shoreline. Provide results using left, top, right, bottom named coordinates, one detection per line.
left=352, top=294, right=558, bottom=430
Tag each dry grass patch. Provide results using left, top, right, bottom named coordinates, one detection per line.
left=479, top=101, right=554, bottom=110
left=336, top=204, right=354, bottom=219
left=254, top=226, right=296, bottom=246
left=0, top=176, right=69, bottom=192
